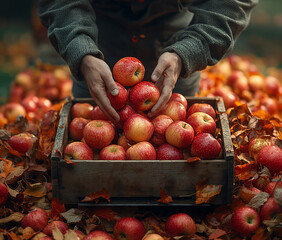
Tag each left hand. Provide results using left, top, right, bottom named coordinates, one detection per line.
left=147, top=52, right=182, bottom=118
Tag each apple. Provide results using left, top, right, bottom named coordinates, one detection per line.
left=69, top=117, right=90, bottom=140
left=84, top=230, right=114, bottom=240
left=117, top=135, right=134, bottom=151
left=126, top=141, right=156, bottom=160
left=114, top=217, right=146, bottom=240
left=165, top=121, right=194, bottom=149
left=260, top=97, right=278, bottom=115
left=129, top=81, right=160, bottom=111
left=33, top=236, right=52, bottom=240
left=37, top=97, right=52, bottom=112
left=190, top=133, right=221, bottom=160
left=117, top=104, right=136, bottom=124
left=264, top=181, right=282, bottom=196
left=113, top=57, right=145, bottom=87
left=21, top=208, right=48, bottom=232
left=43, top=220, right=69, bottom=236
left=165, top=213, right=196, bottom=237
left=186, top=112, right=216, bottom=135
left=91, top=105, right=110, bottom=121
left=260, top=197, right=280, bottom=221
left=157, top=143, right=184, bottom=160
left=58, top=78, right=73, bottom=100
left=44, top=87, right=59, bottom=100
left=239, top=185, right=262, bottom=203
left=71, top=102, right=93, bottom=119
left=160, top=101, right=186, bottom=121
left=4, top=102, right=26, bottom=122
left=8, top=132, right=36, bottom=154
left=251, top=176, right=270, bottom=191
left=248, top=136, right=276, bottom=161
left=257, top=145, right=282, bottom=175
left=264, top=76, right=280, bottom=96
left=186, top=103, right=216, bottom=119
left=107, top=82, right=128, bottom=110
left=21, top=95, right=39, bottom=112
left=74, top=230, right=86, bottom=240
left=100, top=144, right=126, bottom=160
left=9, top=84, right=24, bottom=103
left=64, top=141, right=93, bottom=160
left=0, top=183, right=8, bottom=205
left=213, top=87, right=239, bottom=109
left=39, top=72, right=57, bottom=87
left=142, top=233, right=164, bottom=240
left=248, top=75, right=265, bottom=92
left=231, top=207, right=260, bottom=237
left=14, top=72, right=32, bottom=90
left=123, top=114, right=154, bottom=142
left=83, top=120, right=115, bottom=149
left=227, top=70, right=249, bottom=93
left=169, top=93, right=188, bottom=110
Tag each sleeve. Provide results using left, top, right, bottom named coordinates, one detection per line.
left=37, top=0, right=104, bottom=80
left=161, top=0, right=258, bottom=78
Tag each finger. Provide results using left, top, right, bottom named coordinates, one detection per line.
left=103, top=72, right=119, bottom=96
left=151, top=58, right=168, bottom=82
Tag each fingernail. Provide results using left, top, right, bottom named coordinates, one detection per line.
left=111, top=88, right=119, bottom=96
left=152, top=74, right=158, bottom=81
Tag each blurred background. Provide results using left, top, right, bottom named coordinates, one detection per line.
left=0, top=0, right=281, bottom=105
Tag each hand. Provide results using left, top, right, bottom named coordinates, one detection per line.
left=148, top=52, right=182, bottom=118
left=80, top=55, right=120, bottom=122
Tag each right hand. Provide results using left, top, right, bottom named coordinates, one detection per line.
left=80, top=55, right=120, bottom=122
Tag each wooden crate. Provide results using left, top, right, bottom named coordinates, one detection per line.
left=51, top=97, right=234, bottom=206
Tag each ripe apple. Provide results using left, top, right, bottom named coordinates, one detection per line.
left=190, top=133, right=221, bottom=160
left=169, top=93, right=188, bottom=110
left=43, top=220, right=69, bottom=236
left=157, top=143, right=184, bottom=160
left=64, top=141, right=93, bottom=160
left=264, top=181, right=282, bottom=196
left=91, top=105, right=110, bottom=121
left=227, top=70, right=249, bottom=93
left=4, top=102, right=26, bottom=122
left=186, top=112, right=216, bottom=135
left=123, top=114, right=154, bottom=142
left=248, top=136, right=276, bottom=161
left=74, top=230, right=86, bottom=240
left=9, top=84, right=24, bottom=103
left=84, top=230, right=114, bottom=240
left=142, top=233, right=164, bottom=240
left=37, top=97, right=52, bottom=112
left=165, top=213, right=196, bottom=237
left=58, top=78, right=73, bottom=100
left=99, top=144, right=126, bottom=160
left=117, top=135, right=134, bottom=151
left=107, top=82, right=128, bottom=110
left=69, top=117, right=90, bottom=140
left=260, top=97, right=278, bottom=115
left=264, top=76, right=280, bottom=96
left=160, top=101, right=186, bottom=121
left=118, top=104, right=136, bottom=124
left=213, top=87, right=239, bottom=109
left=248, top=75, right=265, bottom=92
left=257, top=145, right=282, bottom=175
left=114, top=217, right=146, bottom=240
left=71, top=102, right=93, bottom=119
left=186, top=103, right=216, bottom=119
left=165, top=121, right=194, bottom=149
left=21, top=208, right=48, bottom=232
left=239, top=185, right=262, bottom=203
left=21, top=95, right=39, bottom=112
left=113, top=57, right=145, bottom=87
left=126, top=141, right=156, bottom=160
left=44, top=87, right=59, bottom=100
left=231, top=207, right=260, bottom=237
left=14, top=72, right=32, bottom=90
left=129, top=81, right=160, bottom=111
left=260, top=197, right=280, bottom=221
left=39, top=72, right=57, bottom=87
left=8, top=132, right=36, bottom=154
left=83, top=120, right=115, bottom=149
left=0, top=183, right=8, bottom=205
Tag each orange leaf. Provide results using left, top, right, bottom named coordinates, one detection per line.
left=157, top=189, right=173, bottom=204
left=251, top=227, right=271, bottom=240
left=187, top=157, right=201, bottom=163
left=195, top=178, right=222, bottom=204
left=209, top=229, right=227, bottom=239
left=8, top=232, right=21, bottom=240
left=3, top=142, right=24, bottom=159
left=0, top=158, right=15, bottom=178
left=51, top=197, right=66, bottom=220
left=252, top=109, right=269, bottom=120
left=81, top=188, right=110, bottom=203
left=93, top=207, right=120, bottom=221
left=234, top=162, right=258, bottom=181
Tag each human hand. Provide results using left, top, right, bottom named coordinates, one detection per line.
left=80, top=55, right=120, bottom=122
left=147, top=52, right=182, bottom=118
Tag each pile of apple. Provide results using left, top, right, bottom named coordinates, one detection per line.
left=64, top=57, right=222, bottom=161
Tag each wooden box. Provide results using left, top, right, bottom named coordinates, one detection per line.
left=51, top=97, right=234, bottom=206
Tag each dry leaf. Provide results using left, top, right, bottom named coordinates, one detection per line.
left=0, top=158, right=15, bottom=178
left=234, top=162, right=258, bottom=181
left=187, top=157, right=201, bottom=163
left=51, top=197, right=66, bottom=220
left=195, top=179, right=222, bottom=204
left=93, top=207, right=120, bottom=221
left=0, top=212, right=24, bottom=224
left=209, top=229, right=227, bottom=239
left=23, top=182, right=47, bottom=198
left=52, top=224, right=64, bottom=240
left=61, top=208, right=83, bottom=224
left=64, top=229, right=80, bottom=240
left=157, top=189, right=173, bottom=204
left=251, top=226, right=272, bottom=240
left=248, top=192, right=269, bottom=209
left=274, top=187, right=282, bottom=205
left=81, top=188, right=110, bottom=203
left=5, top=166, right=26, bottom=185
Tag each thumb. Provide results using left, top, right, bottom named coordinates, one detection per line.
left=151, top=61, right=167, bottom=82
left=104, top=76, right=119, bottom=96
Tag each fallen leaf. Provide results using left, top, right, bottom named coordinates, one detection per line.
left=5, top=166, right=26, bottom=185
left=52, top=224, right=64, bottom=240
left=81, top=188, right=110, bottom=203
left=209, top=229, right=227, bottom=239
left=248, top=192, right=269, bottom=209
left=0, top=158, right=15, bottom=178
left=0, top=212, right=24, bottom=224
left=234, top=162, right=258, bottom=181
left=0, top=130, right=11, bottom=141
left=64, top=229, right=80, bottom=240
left=61, top=208, right=84, bottom=224
left=51, top=197, right=66, bottom=220
left=157, top=189, right=173, bottom=204
left=195, top=179, right=222, bottom=204
left=93, top=207, right=120, bottom=221
left=187, top=157, right=201, bottom=163
left=23, top=182, right=47, bottom=198
left=251, top=226, right=272, bottom=240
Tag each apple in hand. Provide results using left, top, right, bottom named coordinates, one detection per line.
left=21, top=208, right=48, bottom=232
left=4, top=102, right=26, bottom=122
left=129, top=81, right=160, bottom=111
left=71, top=102, right=93, bottom=119
left=107, top=82, right=128, bottom=110
left=114, top=217, right=146, bottom=240
left=187, top=103, right=216, bottom=119
left=126, top=141, right=156, bottom=160
left=64, top=142, right=93, bottom=160
left=165, top=121, right=194, bottom=149
left=8, top=132, right=36, bottom=154
left=84, top=230, right=114, bottom=240
left=113, top=57, right=145, bottom=87
left=160, top=101, right=186, bottom=121
left=157, top=143, right=183, bottom=160
left=169, top=93, right=188, bottom=110
left=165, top=213, right=196, bottom=237
left=83, top=120, right=115, bottom=149
left=260, top=197, right=280, bottom=221
left=186, top=112, right=216, bottom=135
left=231, top=207, right=260, bottom=237
left=0, top=183, right=8, bottom=205
left=100, top=144, right=126, bottom=160
left=69, top=117, right=90, bottom=140
left=91, top=105, right=110, bottom=121
left=190, top=133, right=221, bottom=160
left=43, top=220, right=69, bottom=236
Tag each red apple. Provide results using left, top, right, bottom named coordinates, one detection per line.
left=74, top=230, right=86, bottom=240
left=186, top=103, right=216, bottom=119
left=142, top=233, right=164, bottom=240
left=39, top=72, right=57, bottom=87
left=114, top=217, right=146, bottom=240
left=123, top=114, right=154, bottom=142
left=37, top=97, right=52, bottom=112
left=43, top=220, right=69, bottom=236
left=69, top=117, right=90, bottom=140
left=9, top=84, right=24, bottom=103
left=21, top=95, right=39, bottom=112
left=71, top=102, right=93, bottom=119
left=58, top=78, right=73, bottom=100
left=264, top=181, right=282, bottom=196
left=64, top=141, right=93, bottom=160
left=257, top=145, right=282, bottom=175
left=264, top=76, right=280, bottom=96
left=239, top=185, right=262, bottom=203
left=14, top=72, right=32, bottom=90
left=99, top=144, right=126, bottom=160
left=260, top=197, right=280, bottom=221
left=190, top=133, right=221, bottom=160
left=160, top=101, right=186, bottom=121
left=113, top=57, right=145, bottom=87
left=21, top=208, right=48, bottom=232
left=165, top=121, right=194, bottom=149
left=186, top=112, right=216, bottom=135
left=227, top=70, right=249, bottom=92
left=83, top=120, right=115, bottom=149
left=129, top=81, right=160, bottom=112
left=157, top=143, right=184, bottom=160
left=126, top=141, right=156, bottom=160
left=117, top=135, right=134, bottom=151
left=248, top=136, right=276, bottom=161
left=118, top=104, right=136, bottom=124
left=165, top=213, right=196, bottom=237
left=260, top=97, right=278, bottom=115
left=107, top=82, right=128, bottom=110
left=169, top=93, right=188, bottom=110
left=91, top=105, right=110, bottom=121
left=4, top=102, right=26, bottom=122
left=213, top=87, right=239, bottom=109
left=8, top=132, right=36, bottom=154
left=0, top=183, right=8, bottom=205
left=248, top=75, right=265, bottom=92
left=44, top=87, right=59, bottom=100
left=84, top=230, right=114, bottom=240
left=231, top=207, right=260, bottom=237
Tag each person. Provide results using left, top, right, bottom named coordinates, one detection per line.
left=37, top=0, right=258, bottom=123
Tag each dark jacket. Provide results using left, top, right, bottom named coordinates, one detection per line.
left=38, top=0, right=258, bottom=96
